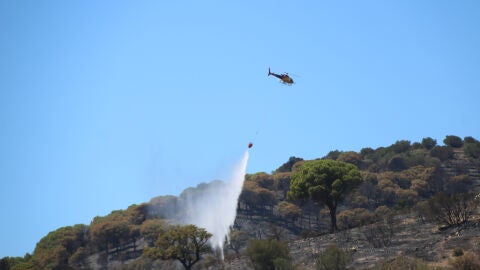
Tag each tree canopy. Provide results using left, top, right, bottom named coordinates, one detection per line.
left=32, top=224, right=88, bottom=270
left=144, top=224, right=212, bottom=270
left=288, top=159, right=362, bottom=232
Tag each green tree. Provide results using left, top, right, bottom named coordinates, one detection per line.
left=276, top=156, right=304, bottom=173
left=90, top=213, right=130, bottom=256
left=464, top=136, right=479, bottom=144
left=360, top=147, right=374, bottom=157
left=324, top=150, right=342, bottom=160
left=421, top=137, right=437, bottom=150
left=68, top=247, right=88, bottom=268
left=288, top=160, right=362, bottom=232
left=1, top=255, right=36, bottom=270
left=390, top=140, right=411, bottom=153
left=140, top=219, right=167, bottom=247
left=444, top=135, right=463, bottom=148
left=315, top=243, right=349, bottom=270
left=464, top=141, right=480, bottom=158
left=32, top=224, right=88, bottom=270
left=337, top=151, right=362, bottom=167
left=124, top=203, right=148, bottom=225
left=246, top=239, right=291, bottom=270
left=411, top=142, right=423, bottom=149
left=89, top=206, right=146, bottom=256
left=144, top=224, right=212, bottom=270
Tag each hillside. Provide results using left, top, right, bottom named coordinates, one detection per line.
left=225, top=210, right=480, bottom=269
left=2, top=135, right=480, bottom=270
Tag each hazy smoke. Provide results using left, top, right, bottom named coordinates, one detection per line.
left=180, top=150, right=249, bottom=259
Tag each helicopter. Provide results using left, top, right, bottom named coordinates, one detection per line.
left=268, top=68, right=294, bottom=85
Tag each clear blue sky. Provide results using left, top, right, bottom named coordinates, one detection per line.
left=1, top=1, right=479, bottom=258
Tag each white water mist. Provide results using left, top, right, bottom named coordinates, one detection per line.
left=181, top=150, right=249, bottom=259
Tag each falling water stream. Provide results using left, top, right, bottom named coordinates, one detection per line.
left=182, top=150, right=249, bottom=259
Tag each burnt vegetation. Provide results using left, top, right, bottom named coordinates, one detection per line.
left=3, top=135, right=480, bottom=270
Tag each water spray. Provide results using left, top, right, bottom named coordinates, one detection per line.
left=181, top=150, right=249, bottom=259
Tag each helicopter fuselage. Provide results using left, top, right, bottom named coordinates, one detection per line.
left=268, top=69, right=294, bottom=84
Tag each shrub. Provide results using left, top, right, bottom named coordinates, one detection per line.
left=353, top=208, right=375, bottom=226
left=337, top=210, right=355, bottom=230
left=246, top=239, right=290, bottom=270
left=273, top=172, right=291, bottom=199
left=414, top=200, right=430, bottom=223
left=360, top=147, right=374, bottom=157
left=387, top=155, right=407, bottom=171
left=315, top=244, right=349, bottom=270
left=394, top=189, right=418, bottom=209
left=405, top=149, right=429, bottom=167
left=368, top=163, right=380, bottom=172
left=358, top=174, right=379, bottom=201
left=277, top=201, right=301, bottom=223
left=444, top=135, right=463, bottom=148
left=273, top=257, right=295, bottom=270
left=364, top=221, right=396, bottom=248
left=379, top=187, right=398, bottom=207
left=464, top=136, right=479, bottom=144
left=411, top=178, right=430, bottom=198
left=338, top=208, right=374, bottom=229
left=449, top=252, right=480, bottom=270
left=430, top=146, right=454, bottom=161
left=276, top=156, right=304, bottom=173
left=418, top=192, right=478, bottom=227
left=464, top=142, right=480, bottom=159
left=227, top=230, right=249, bottom=256
left=372, top=255, right=430, bottom=270
left=446, top=174, right=472, bottom=193
left=421, top=137, right=437, bottom=150
left=351, top=195, right=369, bottom=208
left=324, top=150, right=342, bottom=160
left=374, top=205, right=392, bottom=221
left=453, top=247, right=464, bottom=257
left=390, top=140, right=411, bottom=153
left=411, top=142, right=423, bottom=149
left=249, top=172, right=274, bottom=189
left=338, top=151, right=362, bottom=166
